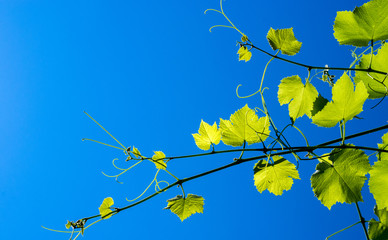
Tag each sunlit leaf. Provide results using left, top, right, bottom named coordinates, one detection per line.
left=220, top=105, right=270, bottom=147
left=237, top=46, right=252, bottom=62
left=132, top=146, right=141, bottom=158
left=99, top=197, right=114, bottom=219
left=355, top=44, right=388, bottom=99
left=65, top=221, right=72, bottom=229
left=192, top=120, right=221, bottom=150
left=164, top=194, right=204, bottom=221
left=312, top=73, right=368, bottom=127
left=311, top=147, right=371, bottom=209
left=152, top=151, right=167, bottom=170
left=253, top=156, right=300, bottom=196
left=369, top=133, right=388, bottom=210
left=241, top=35, right=248, bottom=42
left=266, top=27, right=302, bottom=56
left=333, top=0, right=388, bottom=46
left=369, top=206, right=388, bottom=240
left=278, top=75, right=318, bottom=121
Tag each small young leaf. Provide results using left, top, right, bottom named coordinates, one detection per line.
left=237, top=46, right=252, bottom=62
left=266, top=27, right=302, bottom=56
left=312, top=73, right=368, bottom=127
left=164, top=194, right=204, bottom=221
left=99, top=197, right=114, bottom=219
left=132, top=146, right=141, bottom=158
left=219, top=104, right=270, bottom=147
left=152, top=151, right=167, bottom=170
left=241, top=34, right=248, bottom=42
left=192, top=120, right=221, bottom=150
left=65, top=221, right=72, bottom=229
left=368, top=206, right=388, bottom=240
left=333, top=0, right=388, bottom=46
left=253, top=156, right=300, bottom=196
left=278, top=75, right=318, bottom=121
left=311, top=147, right=371, bottom=210
left=355, top=44, right=388, bottom=99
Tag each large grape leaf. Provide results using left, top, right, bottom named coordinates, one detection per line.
left=369, top=133, right=388, bottom=210
left=355, top=44, right=388, bottom=99
left=219, top=105, right=270, bottom=147
left=164, top=194, right=204, bottom=221
left=278, top=75, right=318, bottom=121
left=253, top=156, right=300, bottom=196
left=152, top=151, right=167, bottom=170
left=369, top=206, right=388, bottom=240
left=99, top=197, right=114, bottom=219
left=333, top=0, right=388, bottom=46
left=266, top=28, right=302, bottom=56
left=312, top=73, right=368, bottom=127
left=311, top=94, right=329, bottom=117
left=311, top=147, right=371, bottom=210
left=192, top=120, right=221, bottom=151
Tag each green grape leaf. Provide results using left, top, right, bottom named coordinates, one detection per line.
left=152, top=151, right=167, bottom=170
left=355, top=44, right=388, bottom=99
left=237, top=46, right=252, bottom=62
left=99, top=197, right=114, bottom=219
left=378, top=132, right=388, bottom=161
left=253, top=156, right=300, bottom=196
left=311, top=147, right=371, bottom=210
left=220, top=104, right=270, bottom=147
left=278, top=75, right=318, bottom=121
left=131, top=146, right=142, bottom=158
left=65, top=221, right=72, bottom=229
left=266, top=27, right=302, bottom=56
left=369, top=160, right=388, bottom=210
left=192, top=120, right=221, bottom=150
left=311, top=94, right=329, bottom=117
left=333, top=0, right=388, bottom=46
left=164, top=194, right=204, bottom=221
left=369, top=206, right=388, bottom=240
left=312, top=73, right=368, bottom=127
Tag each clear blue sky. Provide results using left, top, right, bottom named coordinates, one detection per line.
left=1, top=0, right=387, bottom=239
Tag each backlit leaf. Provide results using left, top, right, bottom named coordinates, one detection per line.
left=99, top=197, right=114, bottom=219
left=312, top=73, right=368, bottom=127
left=237, top=46, right=252, bottom=62
left=369, top=133, right=388, bottom=210
left=253, top=156, right=300, bottom=196
left=333, top=0, right=388, bottom=46
left=152, top=151, right=167, bottom=170
left=311, top=147, right=371, bottom=209
left=369, top=206, right=388, bottom=240
left=164, top=194, right=204, bottom=221
left=192, top=120, right=221, bottom=150
left=220, top=105, right=270, bottom=147
left=355, top=44, right=388, bottom=99
left=267, top=27, right=302, bottom=56
left=132, top=146, right=141, bottom=158
left=278, top=75, right=318, bottom=121
left=65, top=221, right=72, bottom=229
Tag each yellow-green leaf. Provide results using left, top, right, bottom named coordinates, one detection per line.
left=237, top=46, right=252, bottom=62
left=278, top=75, right=318, bottom=121
left=152, top=151, right=167, bottom=170
left=355, top=44, right=388, bottom=99
left=164, top=194, right=204, bottom=221
left=132, top=146, right=141, bottom=158
left=266, top=27, right=302, bottom=56
left=368, top=206, right=388, bottom=240
left=312, top=73, right=368, bottom=127
left=333, top=0, right=388, bottom=46
left=99, top=197, right=114, bottom=219
left=65, top=221, right=72, bottom=229
left=220, top=104, right=270, bottom=147
left=253, top=156, right=300, bottom=196
left=311, top=147, right=371, bottom=210
left=192, top=120, right=221, bottom=150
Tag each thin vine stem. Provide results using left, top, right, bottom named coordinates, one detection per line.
left=244, top=43, right=388, bottom=75
left=355, top=202, right=370, bottom=240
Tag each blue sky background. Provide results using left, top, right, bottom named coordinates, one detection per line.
left=1, top=0, right=387, bottom=239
